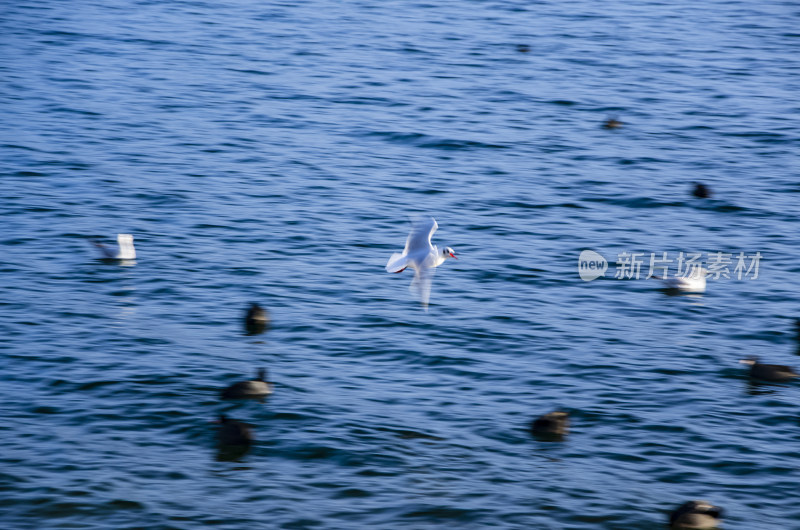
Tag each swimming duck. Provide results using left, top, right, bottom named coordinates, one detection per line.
left=244, top=303, right=270, bottom=335
left=669, top=500, right=723, bottom=529
left=215, top=414, right=254, bottom=446
left=220, top=368, right=274, bottom=399
left=529, top=411, right=569, bottom=440
left=692, top=183, right=712, bottom=199
left=739, top=356, right=798, bottom=382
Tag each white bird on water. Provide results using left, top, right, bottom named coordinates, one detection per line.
left=92, top=234, right=136, bottom=261
left=386, top=217, right=456, bottom=310
left=657, top=267, right=708, bottom=293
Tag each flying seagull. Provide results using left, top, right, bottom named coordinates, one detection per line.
left=386, top=217, right=456, bottom=310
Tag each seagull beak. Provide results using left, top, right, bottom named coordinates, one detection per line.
left=450, top=252, right=457, bottom=259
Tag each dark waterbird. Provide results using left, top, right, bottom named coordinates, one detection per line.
left=529, top=411, right=569, bottom=440
left=669, top=500, right=723, bottom=529
left=739, top=356, right=798, bottom=382
left=215, top=414, right=254, bottom=446
left=244, top=303, right=270, bottom=335
left=602, top=117, right=622, bottom=129
left=691, top=182, right=712, bottom=199
left=221, top=368, right=273, bottom=399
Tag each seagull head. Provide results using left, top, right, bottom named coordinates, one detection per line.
left=442, top=247, right=457, bottom=260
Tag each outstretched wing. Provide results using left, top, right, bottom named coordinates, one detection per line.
left=403, top=217, right=437, bottom=255
left=410, top=265, right=436, bottom=311
left=385, top=252, right=409, bottom=273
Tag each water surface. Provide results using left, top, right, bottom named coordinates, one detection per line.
left=2, top=1, right=800, bottom=528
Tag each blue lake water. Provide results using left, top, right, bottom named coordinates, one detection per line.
left=2, top=1, right=799, bottom=528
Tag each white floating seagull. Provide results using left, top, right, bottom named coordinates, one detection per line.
left=654, top=267, right=708, bottom=293
left=386, top=217, right=456, bottom=310
left=92, top=233, right=136, bottom=261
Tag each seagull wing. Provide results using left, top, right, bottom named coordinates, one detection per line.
left=403, top=217, right=437, bottom=255
left=91, top=241, right=116, bottom=259
left=662, top=277, right=687, bottom=289
left=410, top=264, right=436, bottom=311
left=386, top=252, right=409, bottom=273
